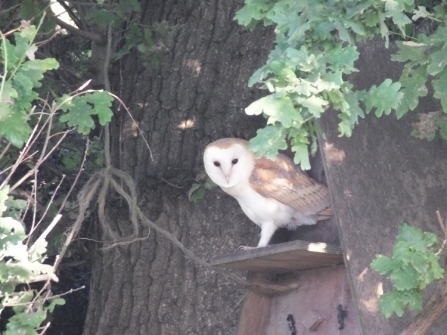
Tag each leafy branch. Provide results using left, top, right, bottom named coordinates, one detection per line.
left=0, top=187, right=65, bottom=335
left=0, top=19, right=114, bottom=334
left=236, top=0, right=447, bottom=168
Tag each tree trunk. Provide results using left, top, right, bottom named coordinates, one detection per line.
left=83, top=1, right=272, bottom=334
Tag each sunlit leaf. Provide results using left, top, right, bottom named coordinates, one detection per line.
left=364, top=79, right=403, bottom=117
left=379, top=291, right=406, bottom=318
left=412, top=6, right=431, bottom=20
left=250, top=124, right=287, bottom=160
left=371, top=255, right=397, bottom=275
left=58, top=92, right=113, bottom=134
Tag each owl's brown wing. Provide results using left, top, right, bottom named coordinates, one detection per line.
left=249, top=154, right=331, bottom=217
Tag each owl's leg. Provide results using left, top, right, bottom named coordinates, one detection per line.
left=238, top=223, right=277, bottom=250
left=257, top=223, right=277, bottom=248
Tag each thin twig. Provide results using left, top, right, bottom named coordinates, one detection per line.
left=55, top=0, right=83, bottom=28
left=10, top=130, right=72, bottom=192
left=0, top=149, right=40, bottom=179
left=47, top=285, right=85, bottom=300
left=436, top=211, right=447, bottom=237
left=29, top=170, right=38, bottom=243
left=435, top=211, right=447, bottom=255
left=38, top=322, right=51, bottom=335
left=20, top=187, right=32, bottom=223
left=33, top=213, right=63, bottom=244
left=31, top=176, right=66, bottom=236
left=103, top=23, right=112, bottom=168
left=108, top=92, right=154, bottom=161
left=24, top=215, right=63, bottom=311
left=160, top=177, right=184, bottom=189
left=52, top=175, right=102, bottom=271
left=0, top=142, right=11, bottom=163
left=57, top=138, right=90, bottom=216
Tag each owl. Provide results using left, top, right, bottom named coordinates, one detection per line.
left=203, top=138, right=332, bottom=249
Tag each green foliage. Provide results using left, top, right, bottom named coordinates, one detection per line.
left=84, top=1, right=173, bottom=67
left=236, top=0, right=447, bottom=168
left=51, top=137, right=106, bottom=173
left=0, top=1, right=53, bottom=34
left=364, top=79, right=403, bottom=117
left=57, top=91, right=114, bottom=135
left=4, top=197, right=27, bottom=221
left=391, top=8, right=447, bottom=131
left=0, top=185, right=65, bottom=335
left=188, top=173, right=217, bottom=203
left=371, top=224, right=444, bottom=318
left=85, top=0, right=141, bottom=29
left=114, top=20, right=174, bottom=68
left=0, top=18, right=115, bottom=333
left=250, top=124, right=288, bottom=158
left=0, top=22, right=114, bottom=147
left=0, top=20, right=59, bottom=147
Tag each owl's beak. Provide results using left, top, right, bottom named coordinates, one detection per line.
left=218, top=167, right=231, bottom=184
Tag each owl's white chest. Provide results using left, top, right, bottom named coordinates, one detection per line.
left=221, top=181, right=316, bottom=228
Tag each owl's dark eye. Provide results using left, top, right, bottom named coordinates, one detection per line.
left=213, top=161, right=220, bottom=167
left=232, top=158, right=238, bottom=165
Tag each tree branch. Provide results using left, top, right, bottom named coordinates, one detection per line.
left=54, top=17, right=104, bottom=44
left=56, top=0, right=84, bottom=29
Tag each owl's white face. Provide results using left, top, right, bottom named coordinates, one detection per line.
left=203, top=139, right=255, bottom=188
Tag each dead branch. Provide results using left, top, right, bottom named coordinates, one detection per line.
left=54, top=17, right=103, bottom=44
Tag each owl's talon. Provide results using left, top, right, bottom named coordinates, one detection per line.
left=238, top=245, right=257, bottom=251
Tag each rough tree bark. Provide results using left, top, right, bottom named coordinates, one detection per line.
left=83, top=1, right=273, bottom=334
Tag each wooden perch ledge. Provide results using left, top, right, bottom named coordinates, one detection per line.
left=211, top=240, right=344, bottom=273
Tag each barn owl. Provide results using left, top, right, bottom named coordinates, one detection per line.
left=203, top=138, right=332, bottom=249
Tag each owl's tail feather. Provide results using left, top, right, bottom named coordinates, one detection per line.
left=317, top=207, right=333, bottom=221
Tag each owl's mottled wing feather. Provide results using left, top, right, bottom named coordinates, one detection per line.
left=249, top=154, right=331, bottom=217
